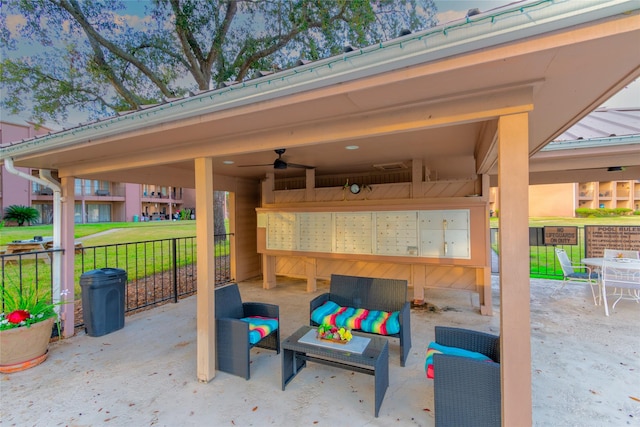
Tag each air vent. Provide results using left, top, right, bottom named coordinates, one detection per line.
left=373, top=162, right=407, bottom=171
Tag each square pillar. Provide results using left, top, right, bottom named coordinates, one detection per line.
left=498, top=112, right=532, bottom=425
left=195, top=157, right=216, bottom=382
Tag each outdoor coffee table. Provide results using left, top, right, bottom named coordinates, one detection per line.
left=281, top=325, right=389, bottom=417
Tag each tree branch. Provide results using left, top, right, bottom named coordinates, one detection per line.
left=56, top=0, right=175, bottom=98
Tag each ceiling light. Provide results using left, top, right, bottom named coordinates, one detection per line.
left=607, top=166, right=624, bottom=172
left=345, top=145, right=359, bottom=150
left=223, top=160, right=234, bottom=165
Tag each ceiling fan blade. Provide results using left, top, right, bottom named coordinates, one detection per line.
left=237, top=163, right=273, bottom=167
left=286, top=162, right=315, bottom=169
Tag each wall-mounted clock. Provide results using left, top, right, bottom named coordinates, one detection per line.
left=350, top=183, right=361, bottom=194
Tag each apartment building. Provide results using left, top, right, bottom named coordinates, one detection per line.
left=490, top=107, right=640, bottom=217
left=1, top=120, right=194, bottom=223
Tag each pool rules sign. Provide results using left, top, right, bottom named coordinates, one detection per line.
left=585, top=225, right=640, bottom=257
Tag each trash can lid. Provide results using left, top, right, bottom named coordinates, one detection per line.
left=80, top=268, right=127, bottom=284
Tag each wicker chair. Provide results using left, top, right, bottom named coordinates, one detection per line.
left=215, top=283, right=280, bottom=380
left=432, top=326, right=501, bottom=427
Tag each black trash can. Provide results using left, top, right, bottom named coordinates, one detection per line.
left=80, top=268, right=126, bottom=337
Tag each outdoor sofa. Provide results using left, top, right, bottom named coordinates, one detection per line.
left=309, top=274, right=411, bottom=366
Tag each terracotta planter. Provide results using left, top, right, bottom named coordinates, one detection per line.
left=0, top=317, right=55, bottom=373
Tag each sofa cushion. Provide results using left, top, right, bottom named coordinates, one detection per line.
left=240, top=316, right=278, bottom=345
left=311, top=301, right=400, bottom=336
left=425, top=341, right=493, bottom=379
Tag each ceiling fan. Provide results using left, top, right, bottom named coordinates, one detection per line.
left=238, top=148, right=314, bottom=170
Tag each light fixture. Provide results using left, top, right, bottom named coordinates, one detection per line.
left=345, top=145, right=359, bottom=150
left=607, top=166, right=624, bottom=172
left=223, top=160, right=234, bottom=165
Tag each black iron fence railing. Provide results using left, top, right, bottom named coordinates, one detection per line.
left=490, top=227, right=586, bottom=278
left=1, top=234, right=233, bottom=328
left=3, top=227, right=613, bottom=327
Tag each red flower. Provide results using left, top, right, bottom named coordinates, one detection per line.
left=6, top=310, right=30, bottom=324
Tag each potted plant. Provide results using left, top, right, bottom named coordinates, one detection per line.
left=0, top=286, right=62, bottom=373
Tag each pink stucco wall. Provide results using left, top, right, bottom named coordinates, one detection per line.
left=1, top=121, right=53, bottom=213
left=529, top=183, right=576, bottom=217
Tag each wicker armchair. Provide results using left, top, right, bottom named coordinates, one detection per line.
left=215, top=283, right=280, bottom=380
left=433, top=326, right=501, bottom=427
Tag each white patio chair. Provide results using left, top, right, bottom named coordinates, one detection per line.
left=601, top=259, right=640, bottom=316
left=554, top=248, right=599, bottom=305
left=603, top=249, right=640, bottom=259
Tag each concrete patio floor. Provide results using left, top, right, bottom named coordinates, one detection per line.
left=1, top=275, right=639, bottom=426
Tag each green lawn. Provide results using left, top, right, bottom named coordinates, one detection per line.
left=1, top=221, right=215, bottom=300
left=490, top=215, right=640, bottom=228
left=1, top=221, right=197, bottom=248
left=491, top=216, right=640, bottom=279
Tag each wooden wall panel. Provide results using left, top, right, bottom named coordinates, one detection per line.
left=315, top=258, right=412, bottom=281
left=275, top=255, right=307, bottom=278
left=315, top=187, right=345, bottom=202
left=423, top=266, right=477, bottom=290
left=274, top=189, right=306, bottom=204
left=421, top=180, right=478, bottom=198
left=232, top=178, right=262, bottom=281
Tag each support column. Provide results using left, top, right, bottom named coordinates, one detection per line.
left=411, top=158, right=423, bottom=198
left=195, top=157, right=216, bottom=382
left=60, top=176, right=76, bottom=338
left=480, top=174, right=493, bottom=316
left=498, top=113, right=532, bottom=425
left=305, top=257, right=317, bottom=292
left=262, top=173, right=276, bottom=289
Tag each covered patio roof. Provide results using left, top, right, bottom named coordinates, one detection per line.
left=2, top=1, right=639, bottom=424
left=3, top=0, right=639, bottom=187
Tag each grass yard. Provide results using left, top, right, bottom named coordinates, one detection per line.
left=491, top=216, right=640, bottom=279
left=0, top=221, right=197, bottom=248
left=0, top=221, right=215, bottom=300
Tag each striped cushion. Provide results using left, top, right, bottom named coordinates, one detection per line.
left=311, top=301, right=400, bottom=336
left=239, top=316, right=278, bottom=345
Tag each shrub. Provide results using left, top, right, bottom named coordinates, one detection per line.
left=575, top=207, right=634, bottom=217
left=3, top=205, right=39, bottom=226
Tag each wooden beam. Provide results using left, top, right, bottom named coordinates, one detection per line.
left=498, top=113, right=532, bottom=424
left=194, top=157, right=216, bottom=382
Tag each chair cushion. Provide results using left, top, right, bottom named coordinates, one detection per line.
left=311, top=301, right=400, bottom=335
left=425, top=341, right=493, bottom=379
left=568, top=271, right=598, bottom=280
left=239, top=316, right=278, bottom=345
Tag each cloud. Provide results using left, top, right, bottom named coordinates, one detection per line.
left=436, top=10, right=467, bottom=24
left=5, top=14, right=27, bottom=36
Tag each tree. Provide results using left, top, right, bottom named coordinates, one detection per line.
left=0, top=0, right=437, bottom=237
left=3, top=205, right=40, bottom=226
left=0, top=0, right=438, bottom=125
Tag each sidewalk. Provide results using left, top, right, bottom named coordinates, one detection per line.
left=1, top=276, right=638, bottom=426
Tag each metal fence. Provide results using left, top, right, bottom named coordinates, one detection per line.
left=1, top=234, right=233, bottom=328
left=490, top=226, right=587, bottom=278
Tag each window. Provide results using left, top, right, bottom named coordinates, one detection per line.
left=74, top=203, right=83, bottom=223
left=32, top=203, right=53, bottom=224
left=86, top=204, right=111, bottom=222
